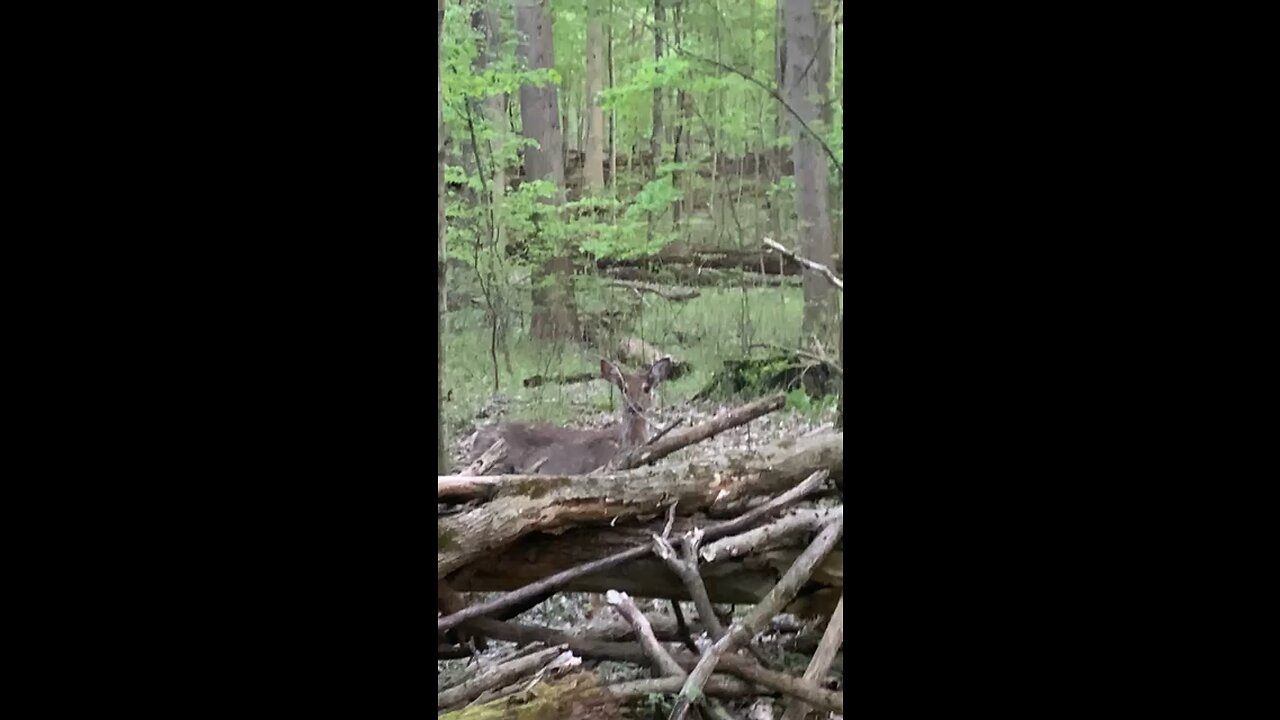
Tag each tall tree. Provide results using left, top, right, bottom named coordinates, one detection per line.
left=437, top=0, right=448, bottom=474
left=474, top=4, right=507, bottom=210
left=650, top=0, right=665, bottom=179
left=785, top=0, right=838, bottom=350
left=583, top=0, right=607, bottom=192
left=516, top=0, right=579, bottom=340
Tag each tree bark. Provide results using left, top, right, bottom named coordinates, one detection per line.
left=651, top=0, right=665, bottom=181
left=584, top=0, right=606, bottom=192
left=437, top=0, right=448, bottom=475
left=785, top=0, right=838, bottom=352
left=516, top=0, right=578, bottom=340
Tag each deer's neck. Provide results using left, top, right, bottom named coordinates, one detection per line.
left=616, top=410, right=648, bottom=447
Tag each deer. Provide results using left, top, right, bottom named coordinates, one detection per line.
left=463, top=357, right=674, bottom=475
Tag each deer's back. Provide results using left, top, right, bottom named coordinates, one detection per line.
left=469, top=421, right=618, bottom=474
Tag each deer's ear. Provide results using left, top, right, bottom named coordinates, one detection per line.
left=648, top=357, right=674, bottom=384
left=600, top=359, right=623, bottom=386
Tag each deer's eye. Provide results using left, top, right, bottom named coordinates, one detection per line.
left=642, top=384, right=651, bottom=393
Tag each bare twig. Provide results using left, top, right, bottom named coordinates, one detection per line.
left=780, top=594, right=844, bottom=720
left=700, top=507, right=844, bottom=563
left=670, top=517, right=845, bottom=720
left=763, top=238, right=843, bottom=291
left=646, top=418, right=686, bottom=447
left=607, top=591, right=734, bottom=720
left=671, top=600, right=701, bottom=656
left=609, top=394, right=785, bottom=471
left=605, top=591, right=686, bottom=677
left=462, top=617, right=843, bottom=713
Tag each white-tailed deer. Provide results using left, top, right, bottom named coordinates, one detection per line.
left=464, top=357, right=674, bottom=475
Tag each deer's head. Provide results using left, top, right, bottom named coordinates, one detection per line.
left=600, top=357, right=674, bottom=418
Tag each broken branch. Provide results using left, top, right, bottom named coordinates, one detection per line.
left=763, top=238, right=843, bottom=291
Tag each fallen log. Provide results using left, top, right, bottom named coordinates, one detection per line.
left=607, top=279, right=700, bottom=301
left=597, top=249, right=843, bottom=276
left=439, top=470, right=832, bottom=632
left=437, top=431, right=842, bottom=578
left=521, top=371, right=598, bottom=388
left=604, top=265, right=801, bottom=288
left=452, top=525, right=843, bottom=607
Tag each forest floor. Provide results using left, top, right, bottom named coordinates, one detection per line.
left=441, top=280, right=841, bottom=715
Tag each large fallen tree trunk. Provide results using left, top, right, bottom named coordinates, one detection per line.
left=438, top=431, right=842, bottom=578
left=448, top=512, right=843, bottom=607
left=596, top=249, right=843, bottom=276
left=603, top=265, right=801, bottom=288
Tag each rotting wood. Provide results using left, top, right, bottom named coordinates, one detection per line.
left=437, top=431, right=841, bottom=579
left=440, top=469, right=832, bottom=631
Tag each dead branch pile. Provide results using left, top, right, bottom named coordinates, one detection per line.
left=438, top=416, right=845, bottom=718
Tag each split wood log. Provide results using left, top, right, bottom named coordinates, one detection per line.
left=440, top=469, right=833, bottom=631
left=607, top=393, right=785, bottom=470
left=779, top=594, right=844, bottom=720
left=437, top=431, right=842, bottom=579
left=437, top=644, right=567, bottom=710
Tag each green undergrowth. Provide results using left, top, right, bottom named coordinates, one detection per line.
left=443, top=284, right=828, bottom=441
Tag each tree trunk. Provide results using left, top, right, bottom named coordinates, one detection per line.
left=584, top=1, right=606, bottom=192
left=516, top=0, right=579, bottom=340
left=785, top=0, right=837, bottom=352
left=476, top=5, right=506, bottom=208
left=651, top=0, right=665, bottom=180
left=437, top=0, right=448, bottom=475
